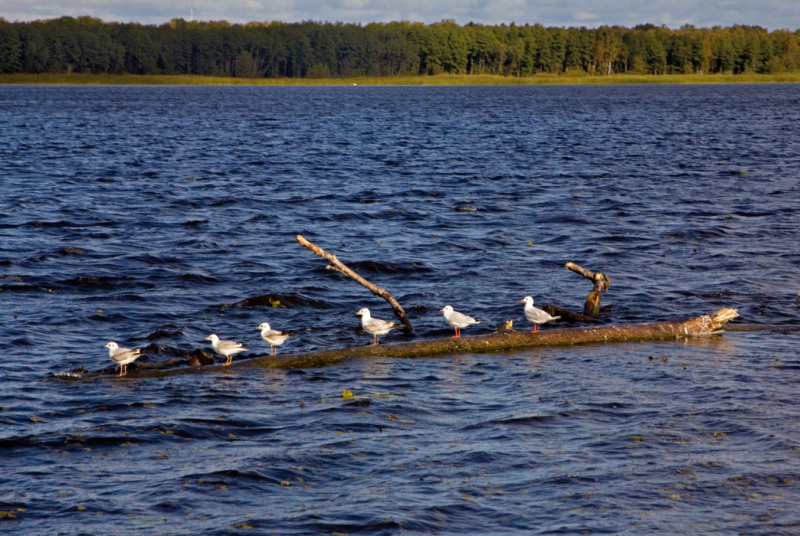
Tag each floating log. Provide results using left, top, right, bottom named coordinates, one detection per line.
left=297, top=235, right=413, bottom=333
left=83, top=308, right=738, bottom=380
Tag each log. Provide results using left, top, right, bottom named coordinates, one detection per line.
left=76, top=308, right=738, bottom=380
left=542, top=304, right=599, bottom=323
left=565, top=261, right=610, bottom=316
left=296, top=235, right=413, bottom=333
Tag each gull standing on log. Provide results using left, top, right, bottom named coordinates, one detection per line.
left=521, top=296, right=560, bottom=332
left=440, top=305, right=481, bottom=338
left=257, top=322, right=292, bottom=356
left=356, top=308, right=401, bottom=345
left=204, top=334, right=246, bottom=366
left=103, top=342, right=141, bottom=377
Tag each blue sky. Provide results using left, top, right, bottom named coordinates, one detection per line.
left=1, top=0, right=798, bottom=29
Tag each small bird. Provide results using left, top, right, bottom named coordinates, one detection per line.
left=204, top=334, right=246, bottom=366
left=103, top=341, right=141, bottom=377
left=440, top=305, right=481, bottom=338
left=356, top=308, right=401, bottom=345
left=257, top=322, right=292, bottom=356
left=521, top=296, right=560, bottom=332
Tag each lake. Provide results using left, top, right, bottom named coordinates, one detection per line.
left=1, top=84, right=799, bottom=534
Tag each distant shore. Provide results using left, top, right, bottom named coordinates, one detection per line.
left=2, top=73, right=800, bottom=86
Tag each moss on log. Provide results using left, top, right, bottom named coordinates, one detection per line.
left=80, top=308, right=738, bottom=381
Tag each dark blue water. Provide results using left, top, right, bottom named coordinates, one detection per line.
left=1, top=84, right=800, bottom=534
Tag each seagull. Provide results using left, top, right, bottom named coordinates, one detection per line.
left=257, top=322, right=293, bottom=356
left=103, top=342, right=141, bottom=377
left=440, top=305, right=481, bottom=338
left=204, top=334, right=246, bottom=366
left=356, top=308, right=401, bottom=345
left=521, top=296, right=560, bottom=332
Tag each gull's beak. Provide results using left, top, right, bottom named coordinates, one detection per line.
left=519, top=298, right=525, bottom=302
left=204, top=335, right=212, bottom=341
left=355, top=312, right=362, bottom=316
left=439, top=308, right=444, bottom=312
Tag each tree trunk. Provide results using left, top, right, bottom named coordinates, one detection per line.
left=82, top=309, right=738, bottom=380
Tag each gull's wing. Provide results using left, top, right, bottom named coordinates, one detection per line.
left=450, top=310, right=478, bottom=325
left=217, top=340, right=244, bottom=352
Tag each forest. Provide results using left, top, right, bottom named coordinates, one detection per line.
left=0, top=17, right=799, bottom=78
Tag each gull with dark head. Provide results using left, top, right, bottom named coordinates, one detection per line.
left=103, top=341, right=141, bottom=377
left=257, top=322, right=293, bottom=356
left=356, top=308, right=401, bottom=345
left=440, top=305, right=481, bottom=338
left=521, top=296, right=560, bottom=332
left=204, top=334, right=246, bottom=366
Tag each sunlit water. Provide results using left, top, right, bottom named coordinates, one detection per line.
left=1, top=84, right=799, bottom=534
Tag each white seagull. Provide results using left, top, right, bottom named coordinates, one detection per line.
left=103, top=341, right=141, bottom=377
left=356, top=308, right=401, bottom=345
left=204, top=334, right=246, bottom=366
left=521, top=296, right=560, bottom=332
left=257, top=322, right=293, bottom=356
left=440, top=305, right=481, bottom=338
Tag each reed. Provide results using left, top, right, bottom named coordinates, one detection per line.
left=4, top=73, right=800, bottom=86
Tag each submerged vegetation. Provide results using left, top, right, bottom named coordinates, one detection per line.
left=0, top=17, right=799, bottom=81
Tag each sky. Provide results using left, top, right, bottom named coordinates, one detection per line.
left=1, top=0, right=798, bottom=30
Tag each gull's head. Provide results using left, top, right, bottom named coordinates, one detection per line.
left=204, top=334, right=218, bottom=342
left=356, top=308, right=369, bottom=317
left=440, top=305, right=453, bottom=314
left=521, top=296, right=534, bottom=305
left=257, top=322, right=270, bottom=331
left=103, top=342, right=118, bottom=350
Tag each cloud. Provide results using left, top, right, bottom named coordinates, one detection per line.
left=1, top=0, right=798, bottom=29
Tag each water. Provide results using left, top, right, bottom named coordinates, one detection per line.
left=1, top=84, right=799, bottom=534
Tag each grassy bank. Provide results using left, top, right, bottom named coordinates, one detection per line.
left=2, top=73, right=800, bottom=86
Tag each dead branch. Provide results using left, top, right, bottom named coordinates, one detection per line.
left=296, top=234, right=413, bottom=333
left=565, top=261, right=610, bottom=316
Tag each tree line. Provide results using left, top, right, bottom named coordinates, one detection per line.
left=0, top=17, right=799, bottom=78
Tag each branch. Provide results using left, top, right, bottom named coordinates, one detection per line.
left=296, top=235, right=413, bottom=333
left=565, top=261, right=610, bottom=316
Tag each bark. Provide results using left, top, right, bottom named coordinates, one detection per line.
left=78, top=308, right=738, bottom=380
left=296, top=235, right=413, bottom=333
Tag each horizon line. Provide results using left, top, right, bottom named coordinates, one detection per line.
left=2, top=15, right=798, bottom=33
